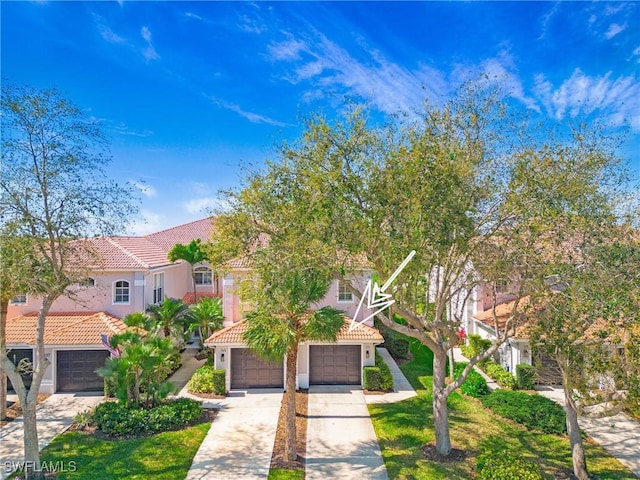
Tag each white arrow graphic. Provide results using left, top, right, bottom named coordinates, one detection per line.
left=348, top=250, right=416, bottom=332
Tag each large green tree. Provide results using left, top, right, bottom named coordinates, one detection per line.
left=508, top=130, right=639, bottom=479
left=0, top=84, right=137, bottom=479
left=209, top=87, right=530, bottom=456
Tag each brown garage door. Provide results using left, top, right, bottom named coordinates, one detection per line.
left=7, top=349, right=33, bottom=391
left=231, top=348, right=283, bottom=389
left=57, top=350, right=110, bottom=392
left=310, top=345, right=361, bottom=385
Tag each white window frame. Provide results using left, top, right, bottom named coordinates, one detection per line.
left=10, top=293, right=27, bottom=304
left=194, top=266, right=213, bottom=286
left=113, top=280, right=130, bottom=304
left=153, top=272, right=164, bottom=304
left=495, top=279, right=509, bottom=294
left=337, top=280, right=354, bottom=303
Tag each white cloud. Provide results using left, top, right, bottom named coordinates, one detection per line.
left=131, top=181, right=157, bottom=198
left=184, top=197, right=217, bottom=214
left=112, top=122, right=154, bottom=137
left=605, top=23, right=627, bottom=39
left=268, top=39, right=307, bottom=61
left=99, top=25, right=125, bottom=44
left=207, top=96, right=291, bottom=127
left=533, top=69, right=640, bottom=131
left=140, top=26, right=160, bottom=61
left=238, top=13, right=266, bottom=34
left=185, top=12, right=203, bottom=21
left=129, top=210, right=164, bottom=236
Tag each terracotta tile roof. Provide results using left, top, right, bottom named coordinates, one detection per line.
left=473, top=297, right=532, bottom=338
left=182, top=292, right=222, bottom=305
left=204, top=316, right=383, bottom=345
left=146, top=217, right=216, bottom=251
left=76, top=217, right=216, bottom=271
left=6, top=312, right=132, bottom=346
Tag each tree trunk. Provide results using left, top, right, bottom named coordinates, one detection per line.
left=23, top=399, right=42, bottom=480
left=0, top=373, right=6, bottom=421
left=562, top=370, right=589, bottom=480
left=285, top=345, right=298, bottom=463
left=433, top=350, right=452, bottom=455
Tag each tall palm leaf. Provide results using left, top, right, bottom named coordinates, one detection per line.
left=187, top=296, right=224, bottom=346
left=243, top=267, right=344, bottom=464
left=168, top=239, right=206, bottom=304
left=146, top=297, right=191, bottom=345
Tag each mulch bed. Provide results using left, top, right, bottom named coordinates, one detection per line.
left=421, top=443, right=467, bottom=463
left=0, top=394, right=51, bottom=427
left=270, top=390, right=308, bottom=471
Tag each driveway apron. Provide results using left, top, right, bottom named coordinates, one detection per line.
left=186, top=389, right=283, bottom=480
left=306, top=386, right=388, bottom=480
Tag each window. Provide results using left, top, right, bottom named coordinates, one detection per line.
left=194, top=267, right=213, bottom=285
left=113, top=281, right=130, bottom=304
left=337, top=281, right=353, bottom=302
left=78, top=277, right=95, bottom=288
left=11, top=294, right=27, bottom=304
left=153, top=273, right=164, bottom=304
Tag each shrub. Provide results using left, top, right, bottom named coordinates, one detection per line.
left=476, top=450, right=544, bottom=480
left=364, top=353, right=394, bottom=391
left=482, top=359, right=517, bottom=390
left=481, top=389, right=566, bottom=434
left=454, top=362, right=489, bottom=398
left=73, top=409, right=95, bottom=429
left=364, top=366, right=382, bottom=391
left=212, top=368, right=226, bottom=395
left=94, top=398, right=203, bottom=437
left=516, top=364, right=536, bottom=390
left=188, top=365, right=215, bottom=393
left=376, top=351, right=394, bottom=391
left=387, top=337, right=410, bottom=359
left=468, top=334, right=492, bottom=356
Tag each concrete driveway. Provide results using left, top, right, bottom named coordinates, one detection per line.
left=306, top=386, right=388, bottom=480
left=185, top=389, right=283, bottom=480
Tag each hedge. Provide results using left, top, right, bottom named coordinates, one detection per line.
left=481, top=389, right=566, bottom=434
left=212, top=368, right=226, bottom=395
left=386, top=337, right=410, bottom=359
left=188, top=365, right=226, bottom=395
left=454, top=362, right=489, bottom=398
left=516, top=364, right=536, bottom=390
left=363, top=352, right=394, bottom=391
left=188, top=365, right=216, bottom=393
left=93, top=398, right=203, bottom=437
left=481, top=359, right=517, bottom=390
left=476, top=450, right=544, bottom=480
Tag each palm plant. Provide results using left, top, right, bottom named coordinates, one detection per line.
left=243, top=267, right=344, bottom=464
left=146, top=297, right=191, bottom=347
left=187, top=297, right=224, bottom=347
left=168, top=239, right=206, bottom=304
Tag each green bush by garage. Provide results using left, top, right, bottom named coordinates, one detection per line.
left=187, top=365, right=227, bottom=395
left=363, top=351, right=394, bottom=391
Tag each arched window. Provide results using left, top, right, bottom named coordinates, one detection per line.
left=113, top=280, right=130, bottom=304
left=194, top=267, right=213, bottom=285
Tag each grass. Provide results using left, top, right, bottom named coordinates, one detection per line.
left=268, top=468, right=306, bottom=480
left=369, top=336, right=636, bottom=479
left=9, top=422, right=210, bottom=480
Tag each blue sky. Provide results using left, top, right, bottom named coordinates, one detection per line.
left=3, top=1, right=639, bottom=234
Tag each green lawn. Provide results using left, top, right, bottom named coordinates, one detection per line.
left=268, top=468, right=305, bottom=480
left=369, top=337, right=636, bottom=479
left=10, top=422, right=210, bottom=480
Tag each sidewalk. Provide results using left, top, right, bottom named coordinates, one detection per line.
left=365, top=347, right=417, bottom=404
left=0, top=393, right=103, bottom=480
left=168, top=345, right=207, bottom=396
left=536, top=385, right=640, bottom=478
left=185, top=389, right=283, bottom=480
